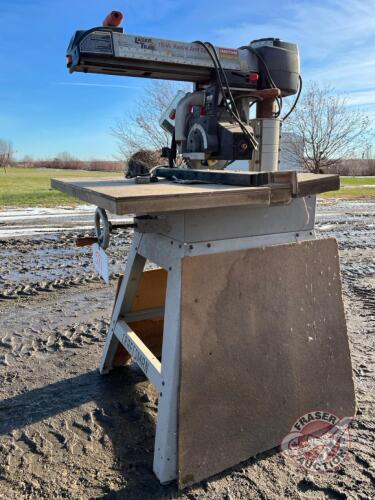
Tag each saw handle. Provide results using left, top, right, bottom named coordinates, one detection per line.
left=76, top=237, right=98, bottom=247
left=255, top=88, right=281, bottom=99
left=103, top=11, right=123, bottom=27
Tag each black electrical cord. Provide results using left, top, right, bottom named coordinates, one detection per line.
left=275, top=96, right=282, bottom=117
left=169, top=131, right=177, bottom=168
left=240, top=45, right=277, bottom=89
left=241, top=44, right=302, bottom=121
left=282, top=74, right=302, bottom=121
left=193, top=40, right=258, bottom=148
left=240, top=45, right=282, bottom=118
left=204, top=40, right=257, bottom=135
left=193, top=41, right=240, bottom=121
left=204, top=42, right=240, bottom=112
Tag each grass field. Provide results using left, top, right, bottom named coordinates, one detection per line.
left=0, top=168, right=374, bottom=207
left=320, top=176, right=375, bottom=199
left=340, top=177, right=375, bottom=185
left=0, top=167, right=122, bottom=207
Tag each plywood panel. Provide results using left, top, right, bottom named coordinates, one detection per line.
left=51, top=178, right=271, bottom=214
left=296, top=173, right=340, bottom=197
left=178, top=238, right=355, bottom=487
left=128, top=319, right=164, bottom=358
left=51, top=173, right=339, bottom=215
left=113, top=269, right=167, bottom=366
left=131, top=268, right=167, bottom=311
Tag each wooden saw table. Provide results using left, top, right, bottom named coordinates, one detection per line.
left=51, top=171, right=339, bottom=214
left=52, top=171, right=355, bottom=488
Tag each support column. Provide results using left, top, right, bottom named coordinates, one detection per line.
left=153, top=259, right=182, bottom=483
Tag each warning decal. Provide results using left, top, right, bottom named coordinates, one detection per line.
left=218, top=47, right=239, bottom=59
left=80, top=31, right=114, bottom=55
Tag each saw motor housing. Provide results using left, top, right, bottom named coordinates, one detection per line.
left=179, top=84, right=256, bottom=167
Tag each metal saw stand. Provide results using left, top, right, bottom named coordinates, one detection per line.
left=99, top=195, right=319, bottom=484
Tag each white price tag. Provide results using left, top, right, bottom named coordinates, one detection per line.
left=92, top=243, right=109, bottom=284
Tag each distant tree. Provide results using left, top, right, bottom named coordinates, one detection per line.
left=21, top=154, right=34, bottom=165
left=363, top=144, right=375, bottom=173
left=56, top=151, right=77, bottom=163
left=0, top=139, right=14, bottom=171
left=283, top=82, right=372, bottom=173
left=111, top=80, right=190, bottom=162
left=54, top=151, right=79, bottom=170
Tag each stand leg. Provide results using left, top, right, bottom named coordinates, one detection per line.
left=153, top=260, right=182, bottom=483
left=100, top=233, right=146, bottom=374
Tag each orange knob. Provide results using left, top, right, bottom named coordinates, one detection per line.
left=103, top=11, right=124, bottom=27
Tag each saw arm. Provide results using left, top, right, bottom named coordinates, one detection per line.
left=67, top=27, right=259, bottom=84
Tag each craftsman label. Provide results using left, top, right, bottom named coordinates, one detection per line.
left=218, top=47, right=239, bottom=59
left=121, top=332, right=150, bottom=376
left=92, top=243, right=109, bottom=284
left=280, top=411, right=352, bottom=472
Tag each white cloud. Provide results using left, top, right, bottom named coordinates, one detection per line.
left=344, top=89, right=375, bottom=107
left=215, top=0, right=375, bottom=102
left=344, top=89, right=375, bottom=110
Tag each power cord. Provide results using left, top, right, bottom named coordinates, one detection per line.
left=204, top=41, right=259, bottom=148
left=193, top=40, right=258, bottom=149
left=240, top=44, right=303, bottom=120
left=239, top=45, right=282, bottom=117
left=281, top=75, right=302, bottom=121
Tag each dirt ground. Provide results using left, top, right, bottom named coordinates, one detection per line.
left=0, top=199, right=374, bottom=499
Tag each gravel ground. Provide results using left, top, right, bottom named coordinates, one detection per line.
left=0, top=199, right=374, bottom=499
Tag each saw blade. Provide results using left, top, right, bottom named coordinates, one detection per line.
left=184, top=158, right=230, bottom=170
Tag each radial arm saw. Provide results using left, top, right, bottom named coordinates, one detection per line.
left=52, top=15, right=353, bottom=492
left=66, top=13, right=301, bottom=174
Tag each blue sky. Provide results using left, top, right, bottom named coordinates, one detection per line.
left=0, top=0, right=374, bottom=160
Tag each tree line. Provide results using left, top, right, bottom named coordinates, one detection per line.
left=2, top=80, right=373, bottom=175
left=0, top=150, right=123, bottom=172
